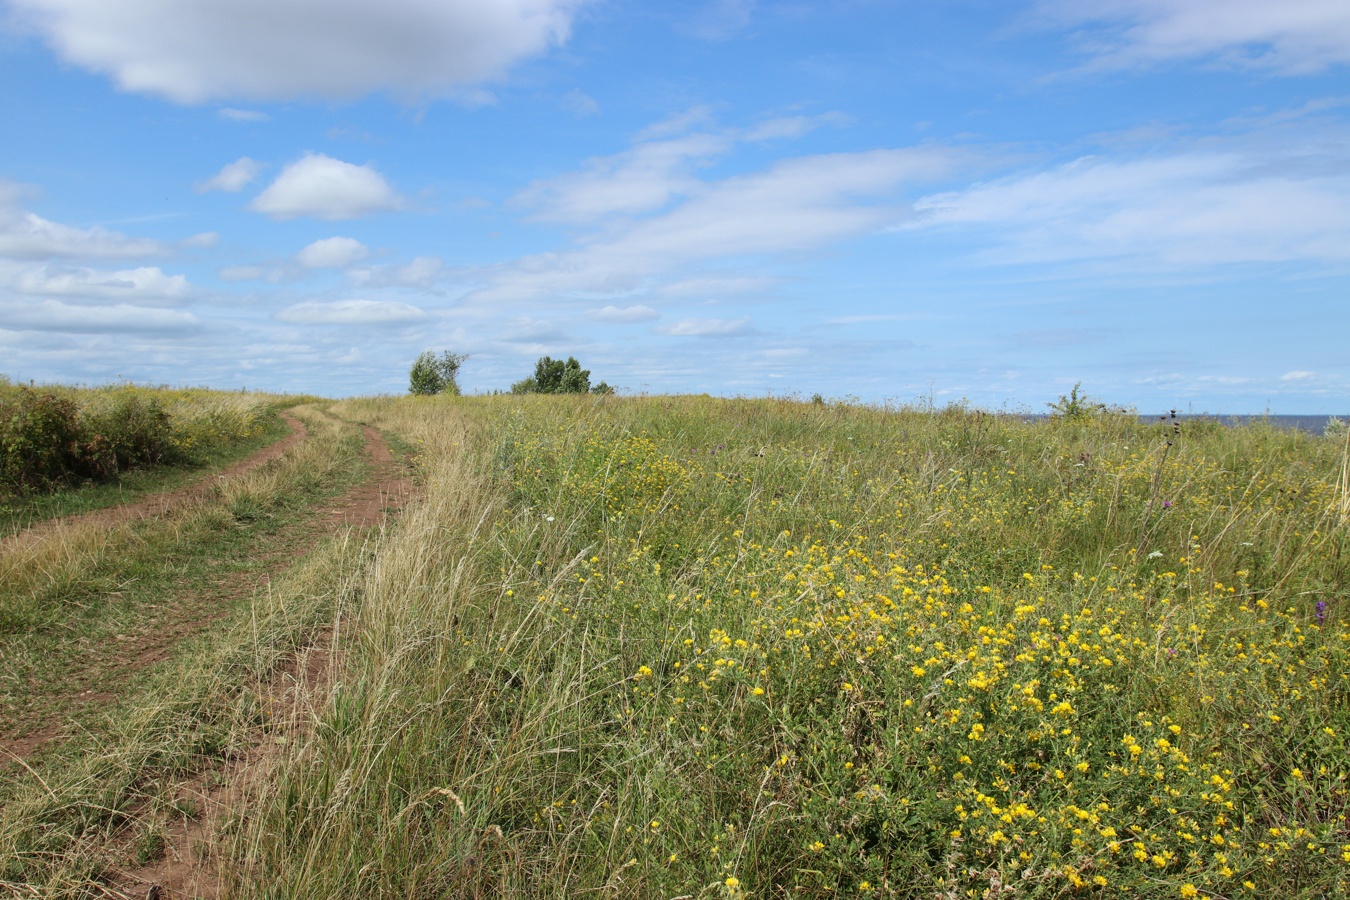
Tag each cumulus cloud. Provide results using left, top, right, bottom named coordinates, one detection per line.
left=1044, top=0, right=1350, bottom=73
left=654, top=316, right=752, bottom=336
left=7, top=264, right=191, bottom=304
left=274, top=298, right=427, bottom=325
left=9, top=0, right=586, bottom=103
left=295, top=236, right=369, bottom=269
left=587, top=304, right=659, bottom=323
left=196, top=157, right=263, bottom=193
left=0, top=180, right=170, bottom=260
left=250, top=154, right=402, bottom=220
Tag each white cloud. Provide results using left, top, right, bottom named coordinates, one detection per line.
left=349, top=255, right=444, bottom=288
left=0, top=180, right=170, bottom=260
left=636, top=106, right=717, bottom=141
left=1281, top=370, right=1317, bottom=381
left=658, top=275, right=776, bottom=297
left=483, top=145, right=958, bottom=303
left=7, top=264, right=191, bottom=304
left=912, top=145, right=1350, bottom=266
left=560, top=89, right=599, bottom=117
left=274, top=299, right=427, bottom=325
left=515, top=133, right=729, bottom=223
left=0, top=298, right=199, bottom=333
left=587, top=304, right=659, bottom=323
left=679, top=0, right=755, bottom=41
left=742, top=112, right=849, bottom=142
left=654, top=316, right=751, bottom=336
left=9, top=0, right=586, bottom=103
left=250, top=154, right=402, bottom=220
left=197, top=157, right=263, bottom=193
left=180, top=231, right=220, bottom=249
left=219, top=107, right=268, bottom=122
left=499, top=316, right=573, bottom=344
left=1045, top=0, right=1350, bottom=73
left=295, top=236, right=369, bottom=269
left=217, top=265, right=272, bottom=282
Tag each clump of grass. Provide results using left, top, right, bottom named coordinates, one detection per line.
left=225, top=395, right=1348, bottom=898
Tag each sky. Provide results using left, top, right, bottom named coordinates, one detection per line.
left=1, top=0, right=1348, bottom=412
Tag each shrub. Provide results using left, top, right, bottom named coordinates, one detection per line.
left=0, top=387, right=83, bottom=492
left=81, top=390, right=181, bottom=475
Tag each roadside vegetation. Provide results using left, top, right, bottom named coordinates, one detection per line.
left=0, top=378, right=289, bottom=533
left=2, top=389, right=1347, bottom=897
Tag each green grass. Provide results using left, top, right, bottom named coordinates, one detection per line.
left=228, top=394, right=1348, bottom=899
left=4, top=394, right=1347, bottom=898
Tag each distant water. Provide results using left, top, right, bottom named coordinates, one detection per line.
left=1139, top=414, right=1347, bottom=436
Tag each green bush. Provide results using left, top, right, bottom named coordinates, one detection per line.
left=0, top=387, right=83, bottom=491
left=0, top=382, right=262, bottom=496
left=81, top=390, right=181, bottom=476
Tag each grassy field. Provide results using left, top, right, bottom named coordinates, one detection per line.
left=3, top=392, right=1348, bottom=898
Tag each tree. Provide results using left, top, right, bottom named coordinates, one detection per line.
left=1047, top=383, right=1131, bottom=421
left=512, top=356, right=592, bottom=394
left=409, top=350, right=466, bottom=396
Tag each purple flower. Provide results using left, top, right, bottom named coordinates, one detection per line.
left=1316, top=600, right=1327, bottom=626
left=1161, top=500, right=1173, bottom=509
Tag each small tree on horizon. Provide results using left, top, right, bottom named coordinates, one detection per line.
left=512, top=356, right=596, bottom=395
left=409, top=350, right=466, bottom=396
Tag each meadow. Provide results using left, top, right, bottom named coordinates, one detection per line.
left=2, top=392, right=1347, bottom=898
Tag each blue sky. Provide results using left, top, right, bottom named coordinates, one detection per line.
left=1, top=0, right=1347, bottom=411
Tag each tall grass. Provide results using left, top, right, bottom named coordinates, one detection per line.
left=229, top=395, right=1348, bottom=898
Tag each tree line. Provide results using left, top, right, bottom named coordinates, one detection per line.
left=409, top=351, right=612, bottom=396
